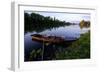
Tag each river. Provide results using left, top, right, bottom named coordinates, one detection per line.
left=24, top=24, right=90, bottom=61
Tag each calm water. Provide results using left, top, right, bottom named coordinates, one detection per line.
left=24, top=24, right=90, bottom=61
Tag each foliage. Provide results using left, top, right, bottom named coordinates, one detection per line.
left=29, top=48, right=42, bottom=61
left=79, top=20, right=90, bottom=29
left=24, top=12, right=72, bottom=32
left=55, top=31, right=90, bottom=59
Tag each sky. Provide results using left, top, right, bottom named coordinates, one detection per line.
left=26, top=11, right=90, bottom=23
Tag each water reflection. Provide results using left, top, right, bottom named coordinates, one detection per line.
left=24, top=24, right=90, bottom=61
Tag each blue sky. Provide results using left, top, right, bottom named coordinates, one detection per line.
left=26, top=11, right=90, bottom=23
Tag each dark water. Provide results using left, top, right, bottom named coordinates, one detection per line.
left=24, top=24, right=90, bottom=61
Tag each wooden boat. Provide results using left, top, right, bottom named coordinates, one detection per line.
left=31, top=34, right=77, bottom=43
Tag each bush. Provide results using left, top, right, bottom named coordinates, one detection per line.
left=55, top=32, right=90, bottom=59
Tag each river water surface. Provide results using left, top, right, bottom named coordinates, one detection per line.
left=24, top=24, right=90, bottom=61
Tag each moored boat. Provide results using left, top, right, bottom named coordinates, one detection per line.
left=31, top=34, right=77, bottom=43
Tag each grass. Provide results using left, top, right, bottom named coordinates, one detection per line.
left=55, top=31, right=90, bottom=59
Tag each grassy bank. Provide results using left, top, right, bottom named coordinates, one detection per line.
left=55, top=31, right=90, bottom=59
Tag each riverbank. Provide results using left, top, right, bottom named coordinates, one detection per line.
left=27, top=31, right=90, bottom=61
left=55, top=31, right=90, bottom=59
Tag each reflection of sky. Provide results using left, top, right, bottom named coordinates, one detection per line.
left=25, top=11, right=90, bottom=22
left=39, top=25, right=89, bottom=39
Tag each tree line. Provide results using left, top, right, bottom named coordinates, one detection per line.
left=24, top=12, right=72, bottom=32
